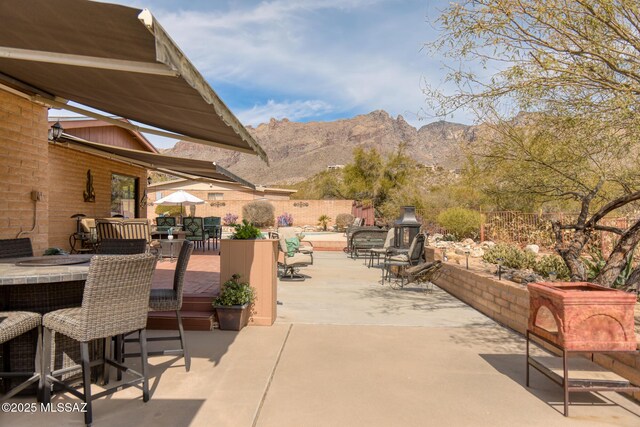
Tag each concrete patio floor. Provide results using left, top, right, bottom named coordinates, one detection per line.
left=3, top=252, right=640, bottom=426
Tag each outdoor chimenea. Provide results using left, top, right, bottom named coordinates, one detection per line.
left=393, top=206, right=422, bottom=249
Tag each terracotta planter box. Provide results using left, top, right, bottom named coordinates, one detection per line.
left=219, top=239, right=278, bottom=326
left=215, top=304, right=251, bottom=331
left=528, top=282, right=637, bottom=351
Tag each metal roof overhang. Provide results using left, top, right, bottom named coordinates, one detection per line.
left=0, top=0, right=268, bottom=163
left=57, top=133, right=256, bottom=190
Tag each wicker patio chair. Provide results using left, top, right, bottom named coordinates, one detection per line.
left=42, top=254, right=157, bottom=426
left=0, top=238, right=33, bottom=259
left=122, top=241, right=194, bottom=372
left=184, top=217, right=209, bottom=250
left=0, top=311, right=43, bottom=402
left=96, top=238, right=147, bottom=255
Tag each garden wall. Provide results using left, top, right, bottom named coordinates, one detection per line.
left=425, top=247, right=640, bottom=400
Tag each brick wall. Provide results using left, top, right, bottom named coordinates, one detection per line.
left=149, top=199, right=354, bottom=228
left=425, top=247, right=640, bottom=400
left=48, top=144, right=147, bottom=250
left=0, top=89, right=49, bottom=254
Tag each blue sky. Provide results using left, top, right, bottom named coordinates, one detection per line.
left=52, top=0, right=468, bottom=148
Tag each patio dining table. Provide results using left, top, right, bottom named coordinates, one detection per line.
left=0, top=254, right=97, bottom=391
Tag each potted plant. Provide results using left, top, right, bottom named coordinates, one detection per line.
left=230, top=219, right=263, bottom=239
left=213, top=274, right=255, bottom=331
left=219, top=220, right=279, bottom=326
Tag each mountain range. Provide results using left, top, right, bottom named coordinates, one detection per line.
left=163, top=110, right=474, bottom=185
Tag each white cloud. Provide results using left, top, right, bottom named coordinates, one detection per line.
left=237, top=99, right=334, bottom=126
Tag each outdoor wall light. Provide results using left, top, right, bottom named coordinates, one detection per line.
left=49, top=121, right=63, bottom=141
left=147, top=176, right=152, bottom=186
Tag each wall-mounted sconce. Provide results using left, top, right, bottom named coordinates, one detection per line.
left=293, top=201, right=309, bottom=208
left=49, top=121, right=63, bottom=141
left=210, top=201, right=226, bottom=207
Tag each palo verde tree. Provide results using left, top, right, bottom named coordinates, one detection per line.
left=428, top=0, right=640, bottom=289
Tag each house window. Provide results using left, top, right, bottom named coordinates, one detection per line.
left=111, top=173, right=138, bottom=218
left=208, top=192, right=224, bottom=200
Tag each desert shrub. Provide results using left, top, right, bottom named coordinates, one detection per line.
left=436, top=207, right=483, bottom=240
left=242, top=201, right=275, bottom=227
left=222, top=213, right=239, bottom=226
left=482, top=243, right=537, bottom=270
left=534, top=255, right=570, bottom=280
left=335, top=213, right=354, bottom=231
left=155, top=205, right=182, bottom=217
left=277, top=212, right=294, bottom=227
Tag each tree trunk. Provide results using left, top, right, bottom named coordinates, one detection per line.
left=594, top=219, right=640, bottom=288
left=552, top=220, right=589, bottom=281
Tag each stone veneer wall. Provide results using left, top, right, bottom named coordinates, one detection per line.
left=425, top=247, right=640, bottom=400
left=0, top=89, right=50, bottom=254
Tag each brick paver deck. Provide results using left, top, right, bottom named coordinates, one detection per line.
left=152, top=251, right=220, bottom=297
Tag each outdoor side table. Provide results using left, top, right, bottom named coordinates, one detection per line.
left=160, top=238, right=186, bottom=261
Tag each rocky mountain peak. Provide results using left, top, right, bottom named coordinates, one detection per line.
left=164, top=110, right=473, bottom=185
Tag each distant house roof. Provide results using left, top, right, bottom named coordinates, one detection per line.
left=48, top=116, right=158, bottom=153
left=0, top=0, right=268, bottom=162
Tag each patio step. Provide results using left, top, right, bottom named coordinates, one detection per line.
left=147, top=310, right=215, bottom=331
left=147, top=293, right=217, bottom=331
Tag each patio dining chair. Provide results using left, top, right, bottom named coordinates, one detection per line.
left=203, top=216, right=221, bottom=248
left=0, top=311, right=43, bottom=402
left=0, top=238, right=33, bottom=259
left=184, top=217, right=209, bottom=250
left=368, top=228, right=395, bottom=268
left=155, top=216, right=176, bottom=232
left=42, top=253, right=157, bottom=427
left=382, top=233, right=426, bottom=286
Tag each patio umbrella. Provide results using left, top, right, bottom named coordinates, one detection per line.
left=154, top=190, right=204, bottom=218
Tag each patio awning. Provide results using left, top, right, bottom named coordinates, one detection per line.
left=57, top=133, right=256, bottom=190
left=0, top=0, right=267, bottom=163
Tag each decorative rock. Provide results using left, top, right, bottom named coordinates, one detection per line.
left=454, top=247, right=467, bottom=255
left=525, top=244, right=540, bottom=254
left=462, top=238, right=475, bottom=245
left=481, top=241, right=496, bottom=248
left=470, top=247, right=484, bottom=258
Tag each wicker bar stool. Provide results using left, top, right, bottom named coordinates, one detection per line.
left=122, top=241, right=194, bottom=372
left=42, top=254, right=157, bottom=427
left=96, top=238, right=147, bottom=254
left=0, top=311, right=43, bottom=402
left=0, top=238, right=33, bottom=259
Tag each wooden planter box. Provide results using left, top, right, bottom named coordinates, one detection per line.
left=528, top=282, right=637, bottom=351
left=219, top=239, right=278, bottom=326
left=214, top=304, right=251, bottom=331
